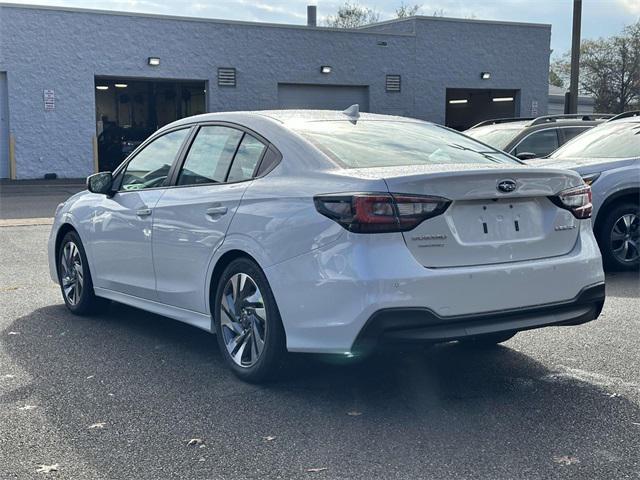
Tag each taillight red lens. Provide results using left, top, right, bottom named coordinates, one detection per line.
left=314, top=193, right=450, bottom=233
left=551, top=184, right=593, bottom=219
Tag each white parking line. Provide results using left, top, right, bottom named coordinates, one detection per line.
left=0, top=217, right=53, bottom=227
left=542, top=365, right=640, bottom=396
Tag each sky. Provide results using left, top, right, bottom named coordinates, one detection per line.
left=5, top=0, right=638, bottom=58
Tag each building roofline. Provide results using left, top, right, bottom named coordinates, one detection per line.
left=360, top=15, right=551, bottom=30
left=0, top=2, right=417, bottom=36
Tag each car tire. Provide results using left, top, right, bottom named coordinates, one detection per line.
left=597, top=202, right=640, bottom=271
left=459, top=331, right=517, bottom=347
left=57, top=230, right=106, bottom=315
left=213, top=258, right=286, bottom=382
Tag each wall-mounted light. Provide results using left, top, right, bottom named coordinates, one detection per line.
left=96, top=85, right=109, bottom=90
left=448, top=99, right=468, bottom=104
left=114, top=83, right=128, bottom=88
left=320, top=65, right=332, bottom=74
left=492, top=96, right=514, bottom=102
left=148, top=57, right=161, bottom=66
left=480, top=72, right=491, bottom=80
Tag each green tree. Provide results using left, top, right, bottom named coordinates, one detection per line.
left=324, top=2, right=380, bottom=28
left=396, top=3, right=422, bottom=18
left=553, top=21, right=640, bottom=113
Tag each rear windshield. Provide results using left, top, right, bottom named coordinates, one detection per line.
left=464, top=126, right=522, bottom=151
left=551, top=121, right=640, bottom=159
left=289, top=120, right=519, bottom=168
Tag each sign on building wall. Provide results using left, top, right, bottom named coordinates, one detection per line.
left=43, top=89, right=55, bottom=111
left=531, top=100, right=539, bottom=117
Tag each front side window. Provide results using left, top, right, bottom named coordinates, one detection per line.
left=227, top=134, right=267, bottom=182
left=120, top=129, right=189, bottom=191
left=289, top=120, right=518, bottom=169
left=551, top=122, right=640, bottom=159
left=178, top=126, right=243, bottom=186
left=513, top=129, right=559, bottom=157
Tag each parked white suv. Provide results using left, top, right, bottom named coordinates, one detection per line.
left=48, top=109, right=605, bottom=381
left=532, top=111, right=640, bottom=270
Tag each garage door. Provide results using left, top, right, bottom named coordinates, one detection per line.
left=277, top=84, right=369, bottom=112
left=0, top=72, right=9, bottom=179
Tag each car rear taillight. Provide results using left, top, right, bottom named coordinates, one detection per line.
left=314, top=193, right=451, bottom=233
left=551, top=184, right=592, bottom=219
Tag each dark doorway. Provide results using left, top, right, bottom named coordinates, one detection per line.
left=445, top=89, right=519, bottom=131
left=95, top=77, right=206, bottom=171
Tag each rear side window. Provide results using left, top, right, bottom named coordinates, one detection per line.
left=513, top=130, right=559, bottom=157
left=289, top=120, right=518, bottom=168
left=562, top=127, right=590, bottom=144
left=227, top=134, right=267, bottom=182
left=178, top=126, right=243, bottom=186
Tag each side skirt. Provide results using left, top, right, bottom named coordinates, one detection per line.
left=94, top=287, right=213, bottom=332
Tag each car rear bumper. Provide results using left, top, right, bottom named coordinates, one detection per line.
left=265, top=221, right=605, bottom=354
left=352, top=282, right=605, bottom=352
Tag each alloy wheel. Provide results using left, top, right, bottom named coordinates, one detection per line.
left=60, top=241, right=84, bottom=306
left=610, top=213, right=640, bottom=264
left=220, top=273, right=267, bottom=368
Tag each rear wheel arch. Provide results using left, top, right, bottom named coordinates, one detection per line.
left=594, top=188, right=640, bottom=233
left=208, top=250, right=264, bottom=319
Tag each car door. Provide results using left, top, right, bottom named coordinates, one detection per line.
left=88, top=127, right=191, bottom=300
left=152, top=125, right=268, bottom=313
left=511, top=129, right=560, bottom=158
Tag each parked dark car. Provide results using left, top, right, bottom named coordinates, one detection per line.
left=465, top=114, right=613, bottom=160
left=97, top=126, right=154, bottom=171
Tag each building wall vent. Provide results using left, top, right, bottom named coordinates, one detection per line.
left=218, top=68, right=236, bottom=87
left=385, top=75, right=401, bottom=92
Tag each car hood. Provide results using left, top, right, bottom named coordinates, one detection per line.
left=526, top=157, right=639, bottom=175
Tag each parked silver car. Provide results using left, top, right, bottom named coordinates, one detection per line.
left=531, top=111, right=640, bottom=270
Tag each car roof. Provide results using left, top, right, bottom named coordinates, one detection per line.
left=160, top=109, right=428, bottom=133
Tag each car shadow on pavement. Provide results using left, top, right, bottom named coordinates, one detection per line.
left=2, top=302, right=639, bottom=479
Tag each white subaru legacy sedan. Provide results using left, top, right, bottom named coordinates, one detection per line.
left=48, top=109, right=605, bottom=381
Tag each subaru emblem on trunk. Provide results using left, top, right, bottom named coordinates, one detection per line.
left=497, top=179, right=517, bottom=193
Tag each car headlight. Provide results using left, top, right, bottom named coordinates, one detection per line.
left=581, top=173, right=601, bottom=186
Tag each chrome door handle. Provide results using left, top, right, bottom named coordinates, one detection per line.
left=136, top=208, right=152, bottom=217
left=206, top=206, right=228, bottom=216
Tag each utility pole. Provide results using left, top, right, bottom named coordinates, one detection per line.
left=566, top=0, right=582, bottom=114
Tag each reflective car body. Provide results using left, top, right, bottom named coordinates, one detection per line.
left=49, top=110, right=605, bottom=356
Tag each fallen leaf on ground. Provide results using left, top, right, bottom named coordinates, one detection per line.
left=346, top=411, right=362, bottom=416
left=187, top=438, right=204, bottom=446
left=263, top=436, right=276, bottom=441
left=36, top=464, right=59, bottom=473
left=8, top=331, right=20, bottom=335
left=18, top=405, right=37, bottom=410
left=553, top=455, right=579, bottom=466
left=88, top=422, right=106, bottom=429
left=306, top=467, right=328, bottom=473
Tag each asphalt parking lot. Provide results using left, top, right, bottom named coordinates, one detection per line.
left=0, top=195, right=639, bottom=479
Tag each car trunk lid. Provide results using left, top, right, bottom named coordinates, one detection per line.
left=367, top=165, right=584, bottom=268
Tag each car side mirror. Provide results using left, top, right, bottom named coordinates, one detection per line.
left=87, top=171, right=113, bottom=195
left=515, top=152, right=538, bottom=161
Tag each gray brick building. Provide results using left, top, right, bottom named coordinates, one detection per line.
left=0, top=3, right=551, bottom=179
